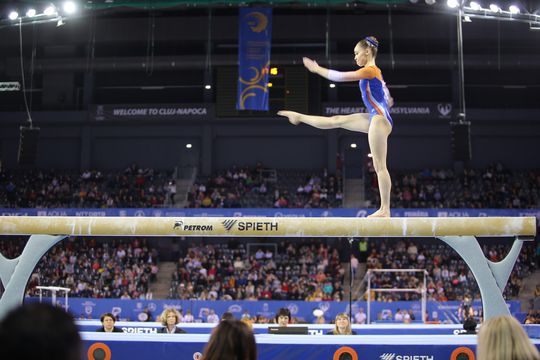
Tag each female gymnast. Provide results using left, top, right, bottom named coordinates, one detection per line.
left=278, top=36, right=393, bottom=217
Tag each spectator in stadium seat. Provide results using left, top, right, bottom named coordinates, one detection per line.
left=96, top=312, right=124, bottom=333
left=207, top=309, right=220, bottom=324
left=477, top=315, right=540, bottom=360
left=158, top=308, right=186, bottom=334
left=354, top=308, right=367, bottom=324
left=0, top=302, right=82, bottom=360
left=221, top=311, right=235, bottom=321
left=326, top=313, right=357, bottom=335
left=201, top=320, right=257, bottom=360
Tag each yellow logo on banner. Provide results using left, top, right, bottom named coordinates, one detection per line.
left=238, top=62, right=270, bottom=110
left=245, top=12, right=268, bottom=33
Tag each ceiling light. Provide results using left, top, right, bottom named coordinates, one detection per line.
left=8, top=11, right=19, bottom=20
left=469, top=1, right=481, bottom=10
left=26, top=9, right=37, bottom=17
left=44, top=6, right=56, bottom=16
left=509, top=5, right=520, bottom=14
left=489, top=3, right=500, bottom=12
left=63, top=1, right=77, bottom=14
left=447, top=0, right=459, bottom=8
left=329, top=83, right=336, bottom=88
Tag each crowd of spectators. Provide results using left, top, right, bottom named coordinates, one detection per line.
left=366, top=238, right=536, bottom=301
left=187, top=164, right=342, bottom=208
left=169, top=239, right=345, bottom=302
left=6, top=237, right=160, bottom=299
left=365, top=162, right=540, bottom=209
left=3, top=162, right=537, bottom=209
left=0, top=164, right=173, bottom=208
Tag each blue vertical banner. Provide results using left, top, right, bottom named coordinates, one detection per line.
left=237, top=8, right=272, bottom=111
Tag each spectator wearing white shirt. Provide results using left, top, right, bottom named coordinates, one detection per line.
left=354, top=308, right=367, bottom=324
left=394, top=309, right=404, bottom=322
left=207, top=309, right=219, bottom=324
left=182, top=310, right=195, bottom=323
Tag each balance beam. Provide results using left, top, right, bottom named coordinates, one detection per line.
left=0, top=215, right=536, bottom=321
left=0, top=216, right=536, bottom=237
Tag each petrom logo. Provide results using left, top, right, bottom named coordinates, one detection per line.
left=222, top=219, right=238, bottom=231
left=380, top=354, right=396, bottom=360
left=173, top=220, right=213, bottom=231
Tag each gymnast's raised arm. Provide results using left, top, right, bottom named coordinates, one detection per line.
left=302, top=57, right=376, bottom=82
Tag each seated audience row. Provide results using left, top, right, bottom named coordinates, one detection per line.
left=0, top=164, right=173, bottom=208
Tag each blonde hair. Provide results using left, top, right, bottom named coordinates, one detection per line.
left=333, top=313, right=353, bottom=335
left=357, top=36, right=379, bottom=58
left=160, top=308, right=181, bottom=327
left=477, top=315, right=540, bottom=360
left=241, top=317, right=253, bottom=329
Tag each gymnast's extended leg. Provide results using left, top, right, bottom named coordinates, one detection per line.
left=277, top=110, right=370, bottom=133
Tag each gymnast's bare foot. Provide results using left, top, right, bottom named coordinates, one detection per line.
left=277, top=110, right=301, bottom=125
left=367, top=208, right=391, bottom=218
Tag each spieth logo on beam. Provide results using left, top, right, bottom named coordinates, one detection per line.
left=222, top=219, right=237, bottom=231
left=221, top=219, right=278, bottom=232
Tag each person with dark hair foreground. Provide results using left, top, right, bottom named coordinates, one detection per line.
left=0, top=302, right=82, bottom=360
left=201, top=320, right=257, bottom=360
left=477, top=315, right=540, bottom=360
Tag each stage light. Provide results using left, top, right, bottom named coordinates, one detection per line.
left=26, top=9, right=37, bottom=17
left=44, top=5, right=56, bottom=16
left=469, top=1, right=482, bottom=10
left=489, top=3, right=500, bottom=12
left=270, top=67, right=278, bottom=75
left=267, top=82, right=273, bottom=88
left=329, top=83, right=336, bottom=88
left=447, top=0, right=459, bottom=8
left=204, top=84, right=212, bottom=90
left=509, top=5, right=520, bottom=14
left=425, top=0, right=436, bottom=5
left=367, top=152, right=373, bottom=157
left=8, top=11, right=19, bottom=20
left=186, top=144, right=192, bottom=149
left=350, top=143, right=357, bottom=149
left=63, top=1, right=77, bottom=14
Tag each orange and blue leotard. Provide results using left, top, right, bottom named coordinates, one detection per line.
left=358, top=65, right=393, bottom=126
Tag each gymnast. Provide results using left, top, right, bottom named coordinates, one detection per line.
left=278, top=36, right=393, bottom=217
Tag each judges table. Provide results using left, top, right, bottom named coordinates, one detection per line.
left=77, top=321, right=540, bottom=337
left=82, top=328, right=540, bottom=360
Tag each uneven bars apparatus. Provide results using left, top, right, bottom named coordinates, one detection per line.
left=0, top=216, right=536, bottom=320
left=36, top=285, right=71, bottom=310
left=366, top=269, right=428, bottom=324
